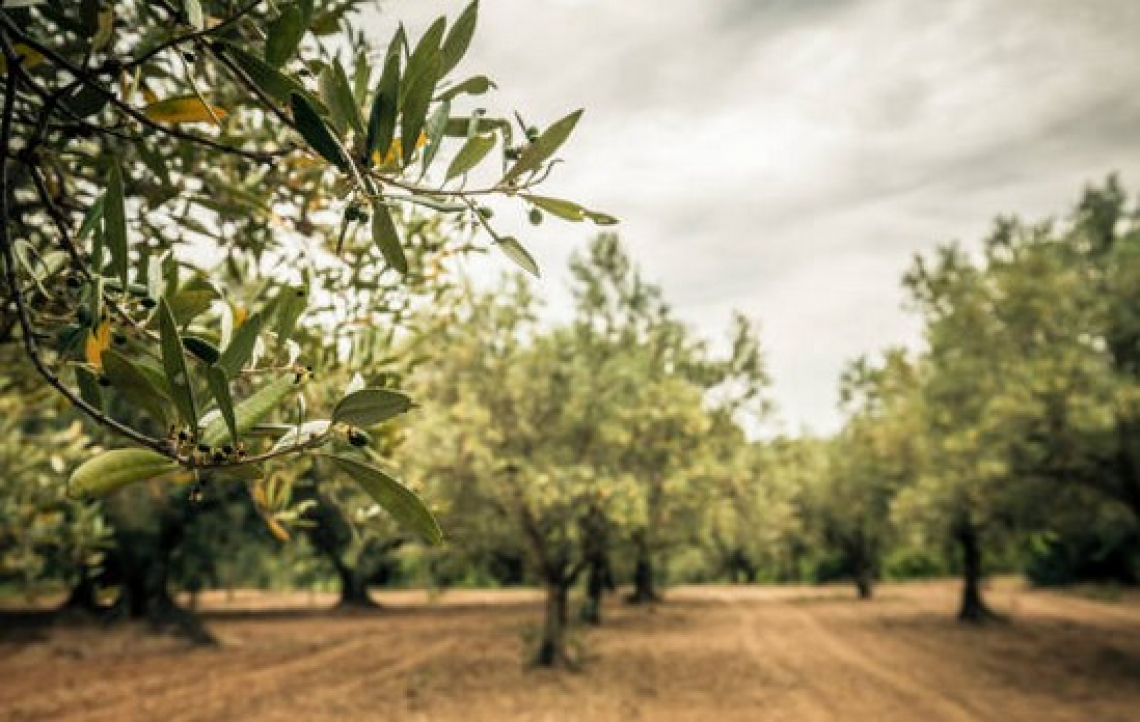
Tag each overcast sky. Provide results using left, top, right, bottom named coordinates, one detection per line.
left=364, top=0, right=1140, bottom=434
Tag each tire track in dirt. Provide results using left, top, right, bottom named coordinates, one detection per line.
left=1021, top=592, right=1140, bottom=628
left=714, top=589, right=978, bottom=722
left=784, top=602, right=979, bottom=722
left=48, top=630, right=387, bottom=722
left=176, top=636, right=463, bottom=721
left=710, top=588, right=839, bottom=720
left=816, top=600, right=1000, bottom=716
left=6, top=584, right=1140, bottom=721
left=0, top=638, right=248, bottom=721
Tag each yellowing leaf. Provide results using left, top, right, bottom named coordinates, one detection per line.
left=0, top=44, right=44, bottom=74
left=84, top=321, right=112, bottom=370
left=93, top=8, right=114, bottom=53
left=143, top=96, right=229, bottom=126
left=373, top=138, right=402, bottom=167
left=266, top=516, right=291, bottom=542
left=371, top=133, right=427, bottom=168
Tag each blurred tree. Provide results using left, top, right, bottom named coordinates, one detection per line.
left=900, top=242, right=1022, bottom=621
left=0, top=389, right=110, bottom=608
left=699, top=435, right=809, bottom=585
left=814, top=350, right=924, bottom=599
left=568, top=235, right=769, bottom=604
left=408, top=279, right=633, bottom=666
left=894, top=180, right=1140, bottom=619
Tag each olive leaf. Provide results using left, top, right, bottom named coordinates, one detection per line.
left=158, top=298, right=199, bottom=430
left=371, top=202, right=407, bottom=275
left=332, top=388, right=413, bottom=427
left=497, top=237, right=540, bottom=278
left=200, top=374, right=300, bottom=448
left=502, top=109, right=583, bottom=186
left=446, top=133, right=496, bottom=180
left=266, top=3, right=305, bottom=68
left=291, top=92, right=350, bottom=170
left=325, top=454, right=443, bottom=545
left=68, top=449, right=178, bottom=500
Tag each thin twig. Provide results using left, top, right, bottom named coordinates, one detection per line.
left=0, top=31, right=173, bottom=458
left=119, top=0, right=267, bottom=72
left=0, top=15, right=274, bottom=164
left=23, top=163, right=151, bottom=338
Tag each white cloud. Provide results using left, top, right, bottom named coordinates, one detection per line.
left=366, top=0, right=1140, bottom=433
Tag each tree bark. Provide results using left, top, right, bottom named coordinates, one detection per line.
left=579, top=508, right=613, bottom=625
left=535, top=581, right=571, bottom=667
left=96, top=485, right=217, bottom=646
left=60, top=566, right=103, bottom=615
left=105, top=534, right=216, bottom=644
left=626, top=535, right=660, bottom=605
left=299, top=480, right=382, bottom=610
left=333, top=556, right=378, bottom=609
left=851, top=540, right=875, bottom=600
left=955, top=519, right=994, bottom=623
left=855, top=567, right=874, bottom=600
left=580, top=556, right=611, bottom=625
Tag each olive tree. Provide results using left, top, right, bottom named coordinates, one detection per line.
left=0, top=0, right=610, bottom=629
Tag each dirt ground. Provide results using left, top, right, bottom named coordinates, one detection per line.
left=1, top=580, right=1139, bottom=721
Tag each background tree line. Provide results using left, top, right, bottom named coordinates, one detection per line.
left=8, top=177, right=1140, bottom=664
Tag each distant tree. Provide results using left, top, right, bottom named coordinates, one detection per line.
left=901, top=242, right=1023, bottom=621
left=816, top=350, right=924, bottom=599
left=408, top=280, right=635, bottom=666
left=0, top=392, right=110, bottom=608
left=568, top=235, right=768, bottom=604
left=700, top=434, right=808, bottom=585
left=895, top=179, right=1140, bottom=619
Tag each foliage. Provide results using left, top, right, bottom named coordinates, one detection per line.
left=0, top=0, right=609, bottom=546
left=0, top=392, right=110, bottom=597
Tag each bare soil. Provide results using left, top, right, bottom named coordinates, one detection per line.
left=2, top=580, right=1139, bottom=721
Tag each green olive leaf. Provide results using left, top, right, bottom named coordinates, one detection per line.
left=68, top=449, right=178, bottom=500
left=325, top=454, right=443, bottom=545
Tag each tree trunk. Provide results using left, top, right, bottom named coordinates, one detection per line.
left=106, top=536, right=216, bottom=644
left=580, top=557, right=609, bottom=625
left=956, top=519, right=994, bottom=623
left=578, top=506, right=612, bottom=625
left=96, top=488, right=216, bottom=645
left=626, top=536, right=660, bottom=605
left=334, top=557, right=378, bottom=609
left=299, top=478, right=383, bottom=609
left=60, top=566, right=102, bottom=615
left=535, top=582, right=571, bottom=667
left=852, top=543, right=874, bottom=600
left=727, top=549, right=757, bottom=584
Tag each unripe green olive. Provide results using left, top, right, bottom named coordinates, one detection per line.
left=347, top=428, right=371, bottom=447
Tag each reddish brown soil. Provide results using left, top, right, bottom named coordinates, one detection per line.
left=2, top=581, right=1139, bottom=721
